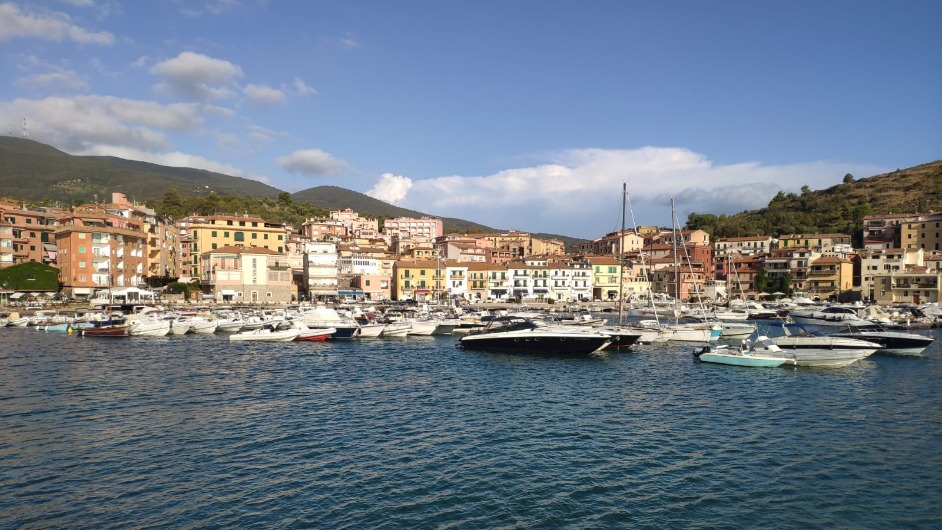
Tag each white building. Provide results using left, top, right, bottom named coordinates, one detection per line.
left=303, top=241, right=339, bottom=300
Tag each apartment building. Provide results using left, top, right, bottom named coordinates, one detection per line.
left=55, top=207, right=148, bottom=299
left=177, top=214, right=288, bottom=279
left=201, top=245, right=293, bottom=304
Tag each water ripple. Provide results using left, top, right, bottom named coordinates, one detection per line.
left=1, top=328, right=941, bottom=528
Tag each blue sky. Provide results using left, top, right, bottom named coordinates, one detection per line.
left=1, top=1, right=939, bottom=238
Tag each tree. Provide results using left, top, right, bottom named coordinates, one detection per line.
left=755, top=268, right=769, bottom=294
left=843, top=173, right=855, bottom=184
left=278, top=192, right=292, bottom=207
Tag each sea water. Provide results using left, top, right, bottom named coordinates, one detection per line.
left=1, top=326, right=940, bottom=528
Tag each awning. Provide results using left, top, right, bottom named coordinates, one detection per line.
left=11, top=292, right=25, bottom=299
left=220, top=289, right=238, bottom=296
left=533, top=288, right=548, bottom=293
left=513, top=289, right=528, bottom=294
left=491, top=289, right=507, bottom=295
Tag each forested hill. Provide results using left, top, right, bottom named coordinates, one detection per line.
left=684, top=161, right=942, bottom=244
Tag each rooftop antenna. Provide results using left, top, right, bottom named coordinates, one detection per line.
left=21, top=117, right=28, bottom=138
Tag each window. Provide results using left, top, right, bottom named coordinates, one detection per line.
left=264, top=234, right=269, bottom=240
left=212, top=243, right=217, bottom=249
left=240, top=221, right=246, bottom=226
left=212, top=231, right=217, bottom=237
left=365, top=280, right=371, bottom=286
left=234, top=232, right=244, bottom=242
left=78, top=246, right=86, bottom=253
left=252, top=233, right=257, bottom=239
left=224, top=232, right=229, bottom=238
left=78, top=261, right=86, bottom=267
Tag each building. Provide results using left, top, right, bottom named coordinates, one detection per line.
left=777, top=233, right=852, bottom=253
left=714, top=236, right=774, bottom=257
left=201, top=245, right=293, bottom=304
left=177, top=214, right=288, bottom=279
left=0, top=201, right=61, bottom=268
left=393, top=259, right=446, bottom=301
left=303, top=241, right=339, bottom=301
left=54, top=207, right=149, bottom=299
left=384, top=217, right=443, bottom=240
left=806, top=256, right=854, bottom=299
left=900, top=213, right=942, bottom=252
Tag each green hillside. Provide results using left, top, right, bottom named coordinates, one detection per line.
left=0, top=137, right=282, bottom=203
left=685, top=160, right=942, bottom=244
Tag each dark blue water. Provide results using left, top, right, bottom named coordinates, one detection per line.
left=1, top=326, right=941, bottom=529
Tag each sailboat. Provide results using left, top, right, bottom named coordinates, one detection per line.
left=598, top=183, right=646, bottom=348
left=656, top=197, right=723, bottom=343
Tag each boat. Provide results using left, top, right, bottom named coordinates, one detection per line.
left=79, top=324, right=131, bottom=337
left=188, top=316, right=218, bottom=334
left=292, top=322, right=335, bottom=341
left=831, top=326, right=935, bottom=356
left=229, top=325, right=301, bottom=342
left=357, top=322, right=386, bottom=337
left=747, top=335, right=873, bottom=368
left=789, top=304, right=877, bottom=330
left=458, top=315, right=612, bottom=354
left=772, top=323, right=883, bottom=354
left=127, top=308, right=171, bottom=336
left=694, top=343, right=791, bottom=367
left=300, top=306, right=361, bottom=338
left=381, top=321, right=412, bottom=337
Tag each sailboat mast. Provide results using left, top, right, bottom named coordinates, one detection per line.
left=617, top=183, right=626, bottom=326
left=671, top=197, right=679, bottom=303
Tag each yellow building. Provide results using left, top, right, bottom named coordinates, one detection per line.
left=177, top=214, right=287, bottom=279
left=777, top=233, right=852, bottom=252
left=807, top=256, right=853, bottom=298
left=393, top=259, right=445, bottom=301
left=588, top=256, right=622, bottom=301
left=901, top=214, right=942, bottom=252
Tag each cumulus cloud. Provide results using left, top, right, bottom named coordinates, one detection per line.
left=17, top=68, right=88, bottom=91
left=367, top=173, right=413, bottom=205
left=150, top=51, right=244, bottom=101
left=0, top=3, right=114, bottom=44
left=385, top=147, right=885, bottom=238
left=277, top=148, right=349, bottom=176
left=243, top=83, right=286, bottom=104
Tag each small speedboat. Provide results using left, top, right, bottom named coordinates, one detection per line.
left=292, top=322, right=335, bottom=341
left=694, top=343, right=792, bottom=368
left=229, top=325, right=301, bottom=342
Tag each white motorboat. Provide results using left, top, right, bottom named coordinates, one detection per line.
left=748, top=335, right=873, bottom=368
left=381, top=322, right=412, bottom=337
left=229, top=325, right=301, bottom=342
left=188, top=316, right=218, bottom=334
left=128, top=309, right=171, bottom=336
left=789, top=305, right=876, bottom=329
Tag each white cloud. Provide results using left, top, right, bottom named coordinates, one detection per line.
left=291, top=77, right=317, bottom=96
left=243, top=83, right=286, bottom=104
left=0, top=95, right=209, bottom=155
left=366, top=173, right=413, bottom=205
left=17, top=69, right=88, bottom=91
left=387, top=147, right=885, bottom=238
left=277, top=148, right=349, bottom=176
left=150, top=51, right=243, bottom=101
left=0, top=3, right=114, bottom=44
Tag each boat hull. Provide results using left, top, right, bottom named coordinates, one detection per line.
left=698, top=351, right=789, bottom=367
left=459, top=333, right=611, bottom=355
